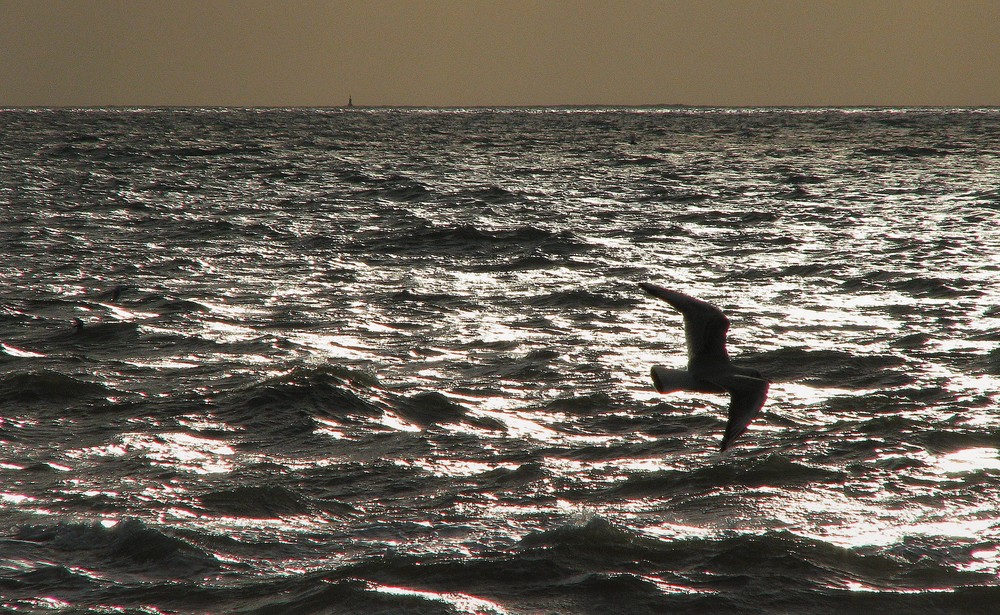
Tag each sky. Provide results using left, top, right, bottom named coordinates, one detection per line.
left=2, top=0, right=999, bottom=107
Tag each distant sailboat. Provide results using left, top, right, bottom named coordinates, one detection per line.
left=348, top=96, right=353, bottom=107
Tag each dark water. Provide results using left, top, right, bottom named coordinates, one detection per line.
left=1, top=107, right=999, bottom=614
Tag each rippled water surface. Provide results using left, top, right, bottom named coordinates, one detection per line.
left=2, top=107, right=1000, bottom=613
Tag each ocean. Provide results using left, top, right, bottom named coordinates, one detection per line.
left=1, top=106, right=999, bottom=614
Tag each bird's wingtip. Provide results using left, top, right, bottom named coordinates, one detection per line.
left=638, top=282, right=661, bottom=297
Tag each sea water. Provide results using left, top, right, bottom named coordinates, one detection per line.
left=1, top=107, right=999, bottom=613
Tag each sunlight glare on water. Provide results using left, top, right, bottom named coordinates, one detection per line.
left=2, top=107, right=999, bottom=613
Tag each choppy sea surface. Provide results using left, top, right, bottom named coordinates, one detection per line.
left=2, top=107, right=1000, bottom=614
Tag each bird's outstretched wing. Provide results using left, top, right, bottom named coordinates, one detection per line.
left=639, top=283, right=730, bottom=369
left=715, top=375, right=769, bottom=451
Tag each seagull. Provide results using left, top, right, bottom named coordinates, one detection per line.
left=639, top=283, right=769, bottom=451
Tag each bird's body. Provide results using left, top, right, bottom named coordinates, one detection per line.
left=639, top=283, right=769, bottom=451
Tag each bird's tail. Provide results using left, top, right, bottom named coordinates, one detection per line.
left=650, top=367, right=726, bottom=395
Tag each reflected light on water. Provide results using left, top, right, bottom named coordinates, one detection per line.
left=5, top=108, right=1000, bottom=611
left=767, top=481, right=1000, bottom=569
left=408, top=459, right=518, bottom=478
left=932, top=448, right=1000, bottom=474
left=819, top=517, right=999, bottom=550
left=376, top=411, right=422, bottom=432
left=288, top=332, right=377, bottom=361
left=966, top=546, right=1000, bottom=574
left=1, top=493, right=34, bottom=505
left=369, top=583, right=509, bottom=615
left=114, top=432, right=236, bottom=474
left=0, top=343, right=47, bottom=358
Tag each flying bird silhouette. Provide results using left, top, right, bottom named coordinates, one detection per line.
left=639, top=283, right=769, bottom=451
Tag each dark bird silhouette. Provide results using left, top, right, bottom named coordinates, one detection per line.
left=639, top=283, right=769, bottom=451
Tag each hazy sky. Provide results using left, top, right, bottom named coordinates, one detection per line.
left=3, top=0, right=999, bottom=107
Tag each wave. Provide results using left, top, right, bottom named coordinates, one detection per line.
left=0, top=564, right=102, bottom=609
left=327, top=540, right=665, bottom=614
left=0, top=370, right=110, bottom=404
left=620, top=154, right=666, bottom=166
left=198, top=485, right=315, bottom=518
left=354, top=223, right=589, bottom=261
left=891, top=276, right=985, bottom=298
left=356, top=174, right=432, bottom=202
left=219, top=363, right=508, bottom=439
left=778, top=263, right=840, bottom=277
left=462, top=348, right=564, bottom=382
left=527, top=289, right=637, bottom=310
left=159, top=145, right=261, bottom=158
left=545, top=391, right=618, bottom=414
left=38, top=141, right=153, bottom=164
left=316, top=518, right=999, bottom=613
left=861, top=145, right=954, bottom=157
left=223, top=364, right=384, bottom=423
left=912, top=422, right=1000, bottom=454
left=143, top=571, right=507, bottom=615
left=518, top=516, right=666, bottom=555
left=474, top=461, right=547, bottom=490
left=452, top=184, right=524, bottom=205
left=841, top=273, right=987, bottom=299
left=971, top=348, right=1000, bottom=375
left=744, top=347, right=911, bottom=388
left=134, top=293, right=208, bottom=314
left=784, top=172, right=826, bottom=185
left=892, top=332, right=932, bottom=349
left=722, top=262, right=841, bottom=282
left=596, top=456, right=844, bottom=500
left=238, top=577, right=472, bottom=615
left=13, top=519, right=219, bottom=577
left=60, top=320, right=142, bottom=346
left=469, top=253, right=563, bottom=272
left=394, top=391, right=469, bottom=427
left=822, top=386, right=957, bottom=420
left=640, top=187, right=711, bottom=203
left=388, top=289, right=474, bottom=312
left=6, top=517, right=996, bottom=614
left=697, top=531, right=993, bottom=600
left=516, top=519, right=994, bottom=603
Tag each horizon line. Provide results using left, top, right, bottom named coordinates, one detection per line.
left=4, top=103, right=1000, bottom=111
